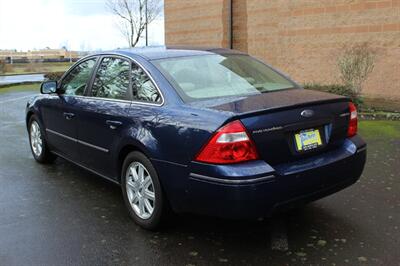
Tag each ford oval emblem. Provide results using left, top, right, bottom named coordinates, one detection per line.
left=301, top=109, right=314, bottom=118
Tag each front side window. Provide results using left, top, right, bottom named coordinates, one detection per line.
left=91, top=57, right=130, bottom=100
left=131, top=63, right=161, bottom=103
left=153, top=54, right=297, bottom=102
left=61, top=58, right=97, bottom=96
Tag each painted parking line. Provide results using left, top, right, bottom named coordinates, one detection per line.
left=0, top=95, right=33, bottom=104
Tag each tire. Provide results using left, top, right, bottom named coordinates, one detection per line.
left=121, top=151, right=169, bottom=230
left=28, top=115, right=57, bottom=164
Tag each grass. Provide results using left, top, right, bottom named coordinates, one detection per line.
left=359, top=120, right=400, bottom=139
left=1, top=62, right=73, bottom=75
left=0, top=82, right=40, bottom=94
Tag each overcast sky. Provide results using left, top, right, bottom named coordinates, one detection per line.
left=0, top=0, right=165, bottom=51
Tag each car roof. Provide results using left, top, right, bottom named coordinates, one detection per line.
left=99, top=46, right=246, bottom=61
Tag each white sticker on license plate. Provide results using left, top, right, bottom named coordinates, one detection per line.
left=294, top=129, right=322, bottom=151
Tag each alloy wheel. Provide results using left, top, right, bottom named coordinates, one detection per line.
left=125, top=161, right=156, bottom=220
left=30, top=121, right=43, bottom=157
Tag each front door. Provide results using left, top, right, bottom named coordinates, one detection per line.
left=41, top=57, right=97, bottom=161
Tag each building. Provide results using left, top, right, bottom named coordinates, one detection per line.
left=165, top=0, right=400, bottom=100
left=0, top=48, right=79, bottom=63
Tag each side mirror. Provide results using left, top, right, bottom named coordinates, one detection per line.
left=40, top=81, right=58, bottom=94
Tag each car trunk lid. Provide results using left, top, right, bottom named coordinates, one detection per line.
left=189, top=89, right=351, bottom=166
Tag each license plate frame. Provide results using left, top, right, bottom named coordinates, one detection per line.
left=294, top=128, right=323, bottom=152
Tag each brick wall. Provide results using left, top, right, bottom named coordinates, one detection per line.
left=165, top=0, right=230, bottom=47
left=165, top=0, right=400, bottom=99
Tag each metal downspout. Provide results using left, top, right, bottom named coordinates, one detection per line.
left=228, top=0, right=233, bottom=49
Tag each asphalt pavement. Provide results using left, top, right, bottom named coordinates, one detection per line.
left=0, top=91, right=399, bottom=266
left=0, top=74, right=45, bottom=85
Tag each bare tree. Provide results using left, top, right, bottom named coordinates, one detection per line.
left=107, top=0, right=162, bottom=47
left=0, top=60, right=5, bottom=74
left=337, top=43, right=376, bottom=97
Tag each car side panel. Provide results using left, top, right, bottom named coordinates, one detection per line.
left=113, top=105, right=228, bottom=209
left=122, top=105, right=226, bottom=163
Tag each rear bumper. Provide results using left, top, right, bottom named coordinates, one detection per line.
left=185, top=136, right=366, bottom=219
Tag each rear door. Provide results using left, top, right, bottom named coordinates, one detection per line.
left=41, top=57, right=97, bottom=161
left=75, top=56, right=134, bottom=179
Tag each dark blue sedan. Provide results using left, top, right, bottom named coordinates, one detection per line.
left=26, top=47, right=366, bottom=229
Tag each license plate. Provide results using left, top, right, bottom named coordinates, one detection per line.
left=294, top=129, right=322, bottom=151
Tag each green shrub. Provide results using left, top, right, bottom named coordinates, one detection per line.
left=304, top=83, right=364, bottom=108
left=44, top=71, right=65, bottom=81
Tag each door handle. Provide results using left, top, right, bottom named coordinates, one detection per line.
left=63, top=112, right=75, bottom=120
left=106, top=120, right=123, bottom=129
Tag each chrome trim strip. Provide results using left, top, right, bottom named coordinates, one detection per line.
left=73, top=95, right=162, bottom=107
left=357, top=146, right=367, bottom=153
left=77, top=140, right=109, bottom=153
left=340, top=112, right=350, bottom=117
left=189, top=173, right=275, bottom=185
left=51, top=151, right=120, bottom=185
left=150, top=158, right=188, bottom=168
left=73, top=95, right=132, bottom=104
left=46, top=128, right=76, bottom=142
left=46, top=128, right=109, bottom=153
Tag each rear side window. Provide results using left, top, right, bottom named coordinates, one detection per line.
left=61, top=58, right=97, bottom=96
left=91, top=57, right=130, bottom=100
left=131, top=62, right=162, bottom=104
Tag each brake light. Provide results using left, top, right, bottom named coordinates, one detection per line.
left=195, top=120, right=259, bottom=164
left=347, top=102, right=358, bottom=137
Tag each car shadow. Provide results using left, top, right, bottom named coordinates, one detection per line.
left=37, top=156, right=360, bottom=264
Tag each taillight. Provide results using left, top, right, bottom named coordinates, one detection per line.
left=347, top=102, right=358, bottom=137
left=195, top=120, right=259, bottom=164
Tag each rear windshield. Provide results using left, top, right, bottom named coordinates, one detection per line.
left=153, top=54, right=297, bottom=102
